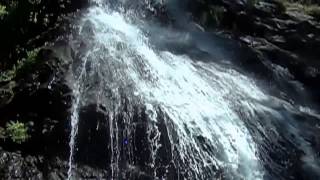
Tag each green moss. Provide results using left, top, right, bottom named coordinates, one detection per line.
left=6, top=121, right=29, bottom=144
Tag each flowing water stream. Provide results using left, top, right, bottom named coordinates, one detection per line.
left=66, top=1, right=320, bottom=180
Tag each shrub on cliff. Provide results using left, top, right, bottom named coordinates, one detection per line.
left=5, top=121, right=29, bottom=144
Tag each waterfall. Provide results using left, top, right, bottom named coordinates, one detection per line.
left=67, top=48, right=91, bottom=179
left=66, top=2, right=320, bottom=180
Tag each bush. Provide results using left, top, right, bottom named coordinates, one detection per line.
left=5, top=121, right=29, bottom=144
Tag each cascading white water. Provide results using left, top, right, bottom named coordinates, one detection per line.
left=67, top=6, right=264, bottom=179
left=67, top=50, right=91, bottom=179
left=66, top=2, right=320, bottom=180
left=67, top=81, right=80, bottom=180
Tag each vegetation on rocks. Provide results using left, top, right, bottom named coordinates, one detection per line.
left=0, top=48, right=40, bottom=82
left=5, top=121, right=29, bottom=144
left=0, top=121, right=29, bottom=144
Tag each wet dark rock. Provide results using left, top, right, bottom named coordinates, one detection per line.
left=186, top=0, right=320, bottom=103
left=239, top=35, right=320, bottom=103
left=187, top=0, right=320, bottom=52
left=0, top=147, right=107, bottom=180
left=75, top=104, right=110, bottom=168
left=70, top=100, right=182, bottom=179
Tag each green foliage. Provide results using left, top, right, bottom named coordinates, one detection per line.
left=0, top=67, right=16, bottom=82
left=0, top=48, right=40, bottom=82
left=0, top=4, right=8, bottom=19
left=15, top=48, right=40, bottom=78
left=5, top=121, right=29, bottom=144
left=0, top=0, right=20, bottom=19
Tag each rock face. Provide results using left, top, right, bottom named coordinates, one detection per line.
left=0, top=43, right=72, bottom=179
left=186, top=0, right=320, bottom=102
left=73, top=104, right=175, bottom=179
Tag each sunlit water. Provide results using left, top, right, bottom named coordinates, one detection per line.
left=67, top=4, right=320, bottom=180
